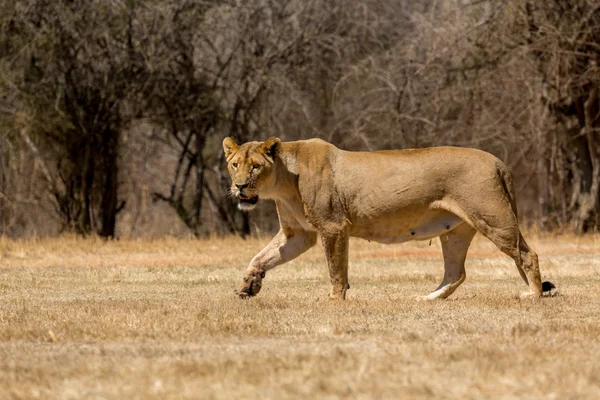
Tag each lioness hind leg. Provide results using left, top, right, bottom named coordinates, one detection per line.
left=417, top=223, right=476, bottom=301
left=438, top=174, right=551, bottom=298
left=516, top=234, right=544, bottom=298
left=475, top=219, right=543, bottom=298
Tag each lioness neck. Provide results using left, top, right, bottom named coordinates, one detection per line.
left=268, top=140, right=330, bottom=201
left=269, top=143, right=300, bottom=200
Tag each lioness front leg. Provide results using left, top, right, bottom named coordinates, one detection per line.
left=237, top=228, right=317, bottom=298
left=320, top=227, right=350, bottom=300
left=417, top=223, right=476, bottom=301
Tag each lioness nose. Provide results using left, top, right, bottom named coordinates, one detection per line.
left=236, top=183, right=249, bottom=190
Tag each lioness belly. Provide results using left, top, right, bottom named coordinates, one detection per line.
left=351, top=209, right=464, bottom=244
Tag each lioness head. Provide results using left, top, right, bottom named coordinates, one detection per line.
left=222, top=137, right=281, bottom=211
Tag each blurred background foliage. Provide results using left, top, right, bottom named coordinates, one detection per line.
left=0, top=0, right=599, bottom=238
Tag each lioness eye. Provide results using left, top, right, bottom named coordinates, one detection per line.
left=253, top=164, right=260, bottom=170
left=232, top=163, right=238, bottom=168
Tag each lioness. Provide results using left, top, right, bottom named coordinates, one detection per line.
left=223, top=137, right=555, bottom=300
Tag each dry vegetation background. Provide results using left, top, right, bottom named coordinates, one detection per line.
left=0, top=233, right=599, bottom=399
left=1, top=0, right=599, bottom=238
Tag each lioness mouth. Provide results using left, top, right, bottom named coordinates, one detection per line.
left=238, top=194, right=259, bottom=206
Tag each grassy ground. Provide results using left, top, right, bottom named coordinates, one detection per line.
left=0, top=233, right=599, bottom=399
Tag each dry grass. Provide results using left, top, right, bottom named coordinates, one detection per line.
left=0, top=233, right=599, bottom=399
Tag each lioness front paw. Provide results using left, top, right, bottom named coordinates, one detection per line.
left=236, top=269, right=265, bottom=299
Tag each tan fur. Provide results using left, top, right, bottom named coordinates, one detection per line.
left=223, top=137, right=549, bottom=300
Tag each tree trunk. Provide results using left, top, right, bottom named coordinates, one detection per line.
left=0, top=138, right=6, bottom=234
left=536, top=127, right=549, bottom=228
left=537, top=154, right=549, bottom=228
left=240, top=211, right=250, bottom=239
left=573, top=87, right=600, bottom=233
left=79, top=138, right=95, bottom=235
left=99, top=129, right=120, bottom=238
left=193, top=132, right=205, bottom=236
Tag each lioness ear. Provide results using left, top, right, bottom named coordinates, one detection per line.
left=260, top=137, right=281, bottom=162
left=222, top=137, right=239, bottom=161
